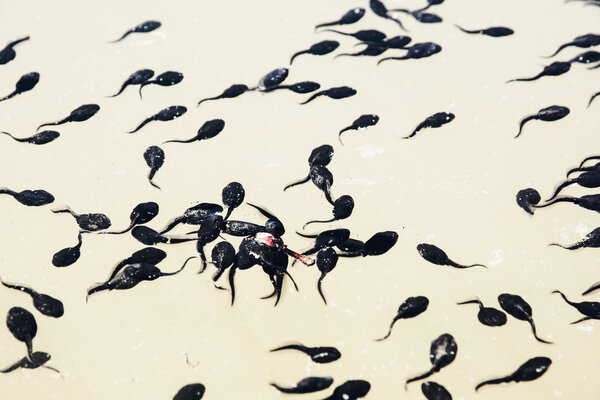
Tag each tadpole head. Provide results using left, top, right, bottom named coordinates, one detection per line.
left=333, top=195, right=354, bottom=219
left=316, top=247, right=339, bottom=273
left=266, top=219, right=285, bottom=237
left=516, top=188, right=541, bottom=215
left=308, top=144, right=334, bottom=167
left=363, top=231, right=398, bottom=256
left=222, top=182, right=245, bottom=209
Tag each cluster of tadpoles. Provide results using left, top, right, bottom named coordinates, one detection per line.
left=517, top=155, right=600, bottom=249
left=268, top=342, right=370, bottom=399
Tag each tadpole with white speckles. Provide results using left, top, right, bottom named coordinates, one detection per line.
left=143, top=146, right=165, bottom=189
left=475, top=357, right=551, bottom=391
left=0, top=188, right=54, bottom=206
left=271, top=376, right=333, bottom=394
left=406, top=333, right=457, bottom=387
left=498, top=293, right=552, bottom=344
left=109, top=20, right=161, bottom=43
left=339, top=114, right=379, bottom=144
left=138, top=71, right=183, bottom=99
left=417, top=243, right=486, bottom=269
left=545, top=33, right=600, bottom=58
left=378, top=42, right=441, bottom=64
left=315, top=8, right=365, bottom=30
left=300, top=86, right=356, bottom=105
left=270, top=343, right=341, bottom=363
left=108, top=69, right=154, bottom=97
left=370, top=0, right=406, bottom=30
left=290, top=40, right=339, bottom=64
left=1, top=130, right=59, bottom=145
left=1, top=279, right=64, bottom=318
left=163, top=119, right=224, bottom=144
left=52, top=232, right=83, bottom=267
left=376, top=296, right=429, bottom=341
left=52, top=206, right=111, bottom=232
left=102, top=202, right=159, bottom=235
left=128, top=105, right=186, bottom=133
left=6, top=307, right=37, bottom=360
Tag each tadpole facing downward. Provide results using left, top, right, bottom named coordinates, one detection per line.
left=405, top=333, right=457, bottom=387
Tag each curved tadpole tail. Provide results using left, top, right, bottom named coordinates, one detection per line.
left=323, top=186, right=335, bottom=206
left=552, top=290, right=578, bottom=308
left=284, top=174, right=310, bottom=191
left=159, top=215, right=185, bottom=234
left=450, top=261, right=487, bottom=269
left=262, top=85, right=290, bottom=93
left=0, top=188, right=16, bottom=197
left=300, top=91, right=325, bottom=105
left=284, top=271, right=299, bottom=291
left=544, top=43, right=571, bottom=58
left=0, top=91, right=17, bottom=102
left=148, top=168, right=161, bottom=190
left=322, top=28, right=350, bottom=36
left=506, top=72, right=544, bottom=83
left=402, top=126, right=421, bottom=139
left=138, top=82, right=152, bottom=99
left=100, top=221, right=135, bottom=235
left=405, top=367, right=436, bottom=388
left=162, top=136, right=197, bottom=144
left=515, top=115, right=536, bottom=138
left=228, top=264, right=237, bottom=305
left=0, top=279, right=34, bottom=296
left=290, top=50, right=308, bottom=65
left=1, top=131, right=27, bottom=142
left=588, top=91, right=600, bottom=108
left=377, top=55, right=408, bottom=65
left=8, top=36, right=30, bottom=48
left=160, top=256, right=196, bottom=276
left=375, top=315, right=400, bottom=342
left=579, top=155, right=600, bottom=168
left=197, top=95, right=220, bottom=106
left=475, top=376, right=513, bottom=391
left=546, top=179, right=576, bottom=201
left=528, top=318, right=553, bottom=344
left=339, top=126, right=352, bottom=144
left=303, top=217, right=335, bottom=229
left=108, top=31, right=132, bottom=44
left=315, top=20, right=340, bottom=30
left=86, top=283, right=111, bottom=302
left=317, top=273, right=328, bottom=305
left=457, top=299, right=483, bottom=306
left=51, top=207, right=75, bottom=216
left=108, top=83, right=128, bottom=98
left=582, top=281, right=600, bottom=296
left=127, top=116, right=155, bottom=134
left=455, top=24, right=478, bottom=34
left=37, top=118, right=67, bottom=131
left=532, top=196, right=576, bottom=209
left=270, top=343, right=304, bottom=352
left=389, top=16, right=408, bottom=31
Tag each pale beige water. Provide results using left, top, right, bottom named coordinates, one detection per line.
left=0, top=0, right=599, bottom=399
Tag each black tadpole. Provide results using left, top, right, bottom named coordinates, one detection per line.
left=102, top=202, right=159, bottom=235
left=262, top=81, right=320, bottom=94
left=370, top=0, right=407, bottom=31
left=498, top=293, right=552, bottom=344
left=0, top=72, right=39, bottom=102
left=138, top=71, right=183, bottom=99
left=197, top=84, right=248, bottom=106
left=290, top=40, right=339, bottom=64
left=37, top=104, right=100, bottom=130
left=52, top=206, right=111, bottom=232
left=378, top=42, right=442, bottom=64
left=271, top=376, right=333, bottom=394
left=547, top=170, right=600, bottom=201
left=322, top=29, right=386, bottom=43
left=376, top=296, right=429, bottom=341
left=339, top=114, right=379, bottom=144
left=128, top=105, right=187, bottom=133
left=1, top=130, right=60, bottom=145
left=545, top=33, right=600, bottom=58
left=0, top=36, right=29, bottom=65
left=163, top=119, right=224, bottom=144
left=507, top=62, right=571, bottom=83
left=515, top=105, right=569, bottom=138
left=303, top=195, right=354, bottom=227
left=404, top=112, right=454, bottom=139
left=315, top=8, right=365, bottom=30
left=421, top=381, right=452, bottom=400
left=6, top=307, right=37, bottom=360
left=532, top=194, right=600, bottom=214
left=108, top=69, right=154, bottom=97
left=316, top=247, right=339, bottom=304
left=109, top=20, right=161, bottom=43
left=52, top=232, right=83, bottom=267
left=405, top=334, right=457, bottom=388
left=475, top=357, right=551, bottom=391
left=1, top=279, right=64, bottom=318
left=417, top=243, right=486, bottom=269
left=0, top=188, right=54, bottom=206
left=270, top=343, right=341, bottom=363
left=300, top=86, right=357, bottom=105
left=222, top=181, right=245, bottom=220
left=552, top=290, right=600, bottom=323
left=456, top=25, right=514, bottom=37
left=457, top=298, right=506, bottom=326
left=143, top=146, right=165, bottom=189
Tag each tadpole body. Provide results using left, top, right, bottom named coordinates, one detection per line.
left=1, top=280, right=64, bottom=318
left=315, top=8, right=365, bottom=30
left=1, top=130, right=59, bottom=145
left=290, top=40, right=339, bottom=64
left=6, top=307, right=37, bottom=359
left=52, top=207, right=111, bottom=232
left=0, top=72, right=39, bottom=102
left=138, top=71, right=184, bottom=98
left=376, top=296, right=429, bottom=341
left=128, top=105, right=186, bottom=133
left=456, top=25, right=514, bottom=37
left=339, top=114, right=379, bottom=144
left=270, top=343, right=341, bottom=363
left=515, top=105, right=569, bottom=138
left=476, top=357, right=551, bottom=391
left=498, top=293, right=552, bottom=344
left=457, top=299, right=506, bottom=326
left=516, top=188, right=541, bottom=214
left=507, top=62, right=571, bottom=83
left=52, top=233, right=83, bottom=267
left=406, top=333, right=457, bottom=387
left=0, top=36, right=29, bottom=65
left=109, top=69, right=154, bottom=97
left=110, top=20, right=161, bottom=43
left=417, top=243, right=486, bottom=269
left=37, top=104, right=100, bottom=130
left=143, top=146, right=165, bottom=189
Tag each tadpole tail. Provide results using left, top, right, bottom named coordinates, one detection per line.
left=296, top=230, right=318, bottom=238
left=160, top=215, right=185, bottom=234
left=457, top=299, right=483, bottom=306
left=528, top=318, right=553, bottom=344
left=0, top=361, right=20, bottom=373
left=549, top=241, right=583, bottom=250
left=402, top=125, right=422, bottom=139
left=1, top=131, right=27, bottom=142
left=303, top=217, right=335, bottom=228
left=0, top=90, right=17, bottom=102
left=270, top=383, right=301, bottom=394
left=86, top=283, right=110, bottom=301
left=339, top=126, right=352, bottom=144
left=454, top=25, right=478, bottom=34
left=390, top=8, right=411, bottom=13
left=197, top=95, right=220, bottom=106
left=37, top=118, right=66, bottom=131
left=161, top=256, right=196, bottom=276
left=475, top=376, right=513, bottom=391
left=315, top=20, right=341, bottom=30
left=377, top=55, right=409, bottom=65
left=270, top=344, right=304, bottom=353
left=571, top=316, right=592, bottom=324
left=246, top=202, right=278, bottom=220
left=274, top=274, right=284, bottom=306
left=7, top=36, right=30, bottom=48
left=338, top=251, right=362, bottom=258
left=582, top=281, right=600, bottom=295
left=375, top=315, right=400, bottom=341
left=546, top=179, right=577, bottom=201
left=262, top=85, right=290, bottom=93
left=322, top=29, right=349, bottom=36
left=451, top=261, right=487, bottom=269
left=0, top=280, right=34, bottom=296
left=587, top=62, right=600, bottom=70
left=515, top=115, right=536, bottom=138
left=290, top=50, right=308, bottom=65
left=532, top=196, right=576, bottom=209
left=405, top=367, right=436, bottom=388
left=163, top=136, right=197, bottom=144
left=25, top=340, right=34, bottom=363
left=99, top=222, right=134, bottom=235
left=0, top=189, right=16, bottom=196
left=196, top=247, right=208, bottom=274
left=388, top=16, right=408, bottom=31
left=41, top=364, right=61, bottom=374
left=108, top=83, right=129, bottom=98
left=51, top=207, right=75, bottom=216
left=284, top=175, right=310, bottom=191
left=317, top=273, right=328, bottom=305
left=579, top=155, right=600, bottom=168
left=148, top=169, right=161, bottom=190
left=323, top=187, right=335, bottom=206
left=588, top=91, right=600, bottom=108
left=335, top=52, right=362, bottom=58
left=544, top=43, right=571, bottom=58
left=506, top=72, right=544, bottom=83
left=108, top=31, right=132, bottom=43
left=566, top=166, right=592, bottom=177
left=552, top=290, right=579, bottom=308
left=228, top=264, right=237, bottom=305
left=138, top=82, right=151, bottom=99
left=128, top=117, right=154, bottom=133
left=300, top=91, right=326, bottom=105
left=284, top=270, right=299, bottom=291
